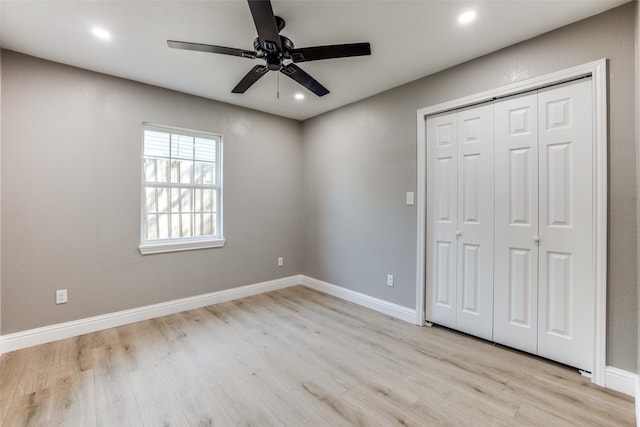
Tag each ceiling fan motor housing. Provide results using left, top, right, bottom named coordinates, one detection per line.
left=253, top=31, right=295, bottom=71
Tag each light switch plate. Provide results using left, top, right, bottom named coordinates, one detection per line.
left=406, top=192, right=415, bottom=205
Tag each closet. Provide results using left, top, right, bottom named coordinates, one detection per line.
left=426, top=78, right=594, bottom=372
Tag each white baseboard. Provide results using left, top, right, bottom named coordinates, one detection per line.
left=604, top=366, right=638, bottom=397
left=0, top=275, right=300, bottom=356
left=636, top=376, right=640, bottom=426
left=300, top=275, right=417, bottom=324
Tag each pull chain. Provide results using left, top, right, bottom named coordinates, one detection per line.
left=277, top=71, right=280, bottom=99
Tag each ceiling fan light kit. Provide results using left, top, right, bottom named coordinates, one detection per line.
left=167, top=0, right=371, bottom=97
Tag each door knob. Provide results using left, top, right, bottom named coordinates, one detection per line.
left=533, top=235, right=540, bottom=243
left=456, top=231, right=462, bottom=237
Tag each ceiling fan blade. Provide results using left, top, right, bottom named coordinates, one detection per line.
left=232, top=65, right=269, bottom=93
left=247, top=0, right=282, bottom=52
left=280, top=63, right=329, bottom=97
left=168, top=40, right=257, bottom=59
left=289, top=42, right=371, bottom=63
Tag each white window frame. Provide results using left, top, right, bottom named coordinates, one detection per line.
left=138, top=123, right=224, bottom=255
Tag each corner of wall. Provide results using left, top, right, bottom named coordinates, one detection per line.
left=636, top=0, right=640, bottom=379
left=297, top=119, right=304, bottom=276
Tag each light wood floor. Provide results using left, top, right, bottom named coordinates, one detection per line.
left=0, top=286, right=635, bottom=426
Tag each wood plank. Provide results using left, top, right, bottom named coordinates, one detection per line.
left=47, top=370, right=96, bottom=426
left=0, top=349, right=30, bottom=424
left=92, top=345, right=143, bottom=426
left=128, top=360, right=190, bottom=426
left=154, top=351, right=238, bottom=426
left=2, top=387, right=54, bottom=427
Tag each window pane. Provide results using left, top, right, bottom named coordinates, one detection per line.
left=158, top=214, right=170, bottom=239
left=193, top=213, right=202, bottom=237
left=145, top=187, right=158, bottom=213
left=195, top=137, right=216, bottom=162
left=194, top=189, right=215, bottom=213
left=171, top=213, right=180, bottom=238
left=144, top=131, right=170, bottom=158
left=180, top=188, right=192, bottom=213
left=194, top=163, right=202, bottom=184
left=211, top=213, right=217, bottom=236
left=210, top=190, right=217, bottom=213
left=157, top=159, right=169, bottom=183
left=144, top=214, right=158, bottom=240
left=195, top=162, right=215, bottom=185
left=171, top=160, right=193, bottom=184
left=182, top=213, right=193, bottom=237
left=157, top=188, right=169, bottom=213
left=197, top=213, right=214, bottom=236
left=171, top=134, right=194, bottom=160
left=144, top=158, right=157, bottom=182
left=171, top=213, right=193, bottom=238
left=144, top=158, right=169, bottom=183
left=144, top=187, right=170, bottom=214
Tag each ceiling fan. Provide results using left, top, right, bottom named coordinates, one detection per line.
left=167, top=0, right=371, bottom=97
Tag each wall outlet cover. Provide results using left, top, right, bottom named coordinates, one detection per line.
left=56, top=289, right=68, bottom=304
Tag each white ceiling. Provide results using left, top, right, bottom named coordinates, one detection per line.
left=0, top=0, right=628, bottom=121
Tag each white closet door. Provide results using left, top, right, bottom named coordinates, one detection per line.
left=493, top=93, right=539, bottom=354
left=427, top=113, right=458, bottom=329
left=537, top=79, right=593, bottom=371
left=455, top=104, right=494, bottom=340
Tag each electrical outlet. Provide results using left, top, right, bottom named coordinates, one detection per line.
left=277, top=256, right=284, bottom=267
left=387, top=274, right=394, bottom=287
left=56, top=289, right=68, bottom=304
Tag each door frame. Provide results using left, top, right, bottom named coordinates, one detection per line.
left=415, top=59, right=608, bottom=386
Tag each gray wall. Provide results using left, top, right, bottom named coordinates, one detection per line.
left=301, top=3, right=637, bottom=371
left=1, top=51, right=302, bottom=333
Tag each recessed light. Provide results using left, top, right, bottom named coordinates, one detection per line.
left=458, top=10, right=476, bottom=25
left=92, top=27, right=111, bottom=40
left=294, top=93, right=305, bottom=100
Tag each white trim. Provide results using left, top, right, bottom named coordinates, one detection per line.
left=300, top=275, right=417, bottom=324
left=604, top=366, right=638, bottom=397
left=591, top=59, right=608, bottom=387
left=416, top=59, right=608, bottom=386
left=0, top=275, right=299, bottom=356
left=636, top=376, right=640, bottom=426
left=416, top=110, right=427, bottom=326
left=138, top=237, right=226, bottom=255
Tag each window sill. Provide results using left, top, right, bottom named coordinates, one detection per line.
left=138, top=238, right=226, bottom=255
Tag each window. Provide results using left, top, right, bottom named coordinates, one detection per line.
left=139, top=124, right=223, bottom=254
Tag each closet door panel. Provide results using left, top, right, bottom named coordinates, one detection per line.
left=493, top=93, right=539, bottom=354
left=537, top=79, right=593, bottom=371
left=456, top=104, right=494, bottom=340
left=427, top=113, right=458, bottom=328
